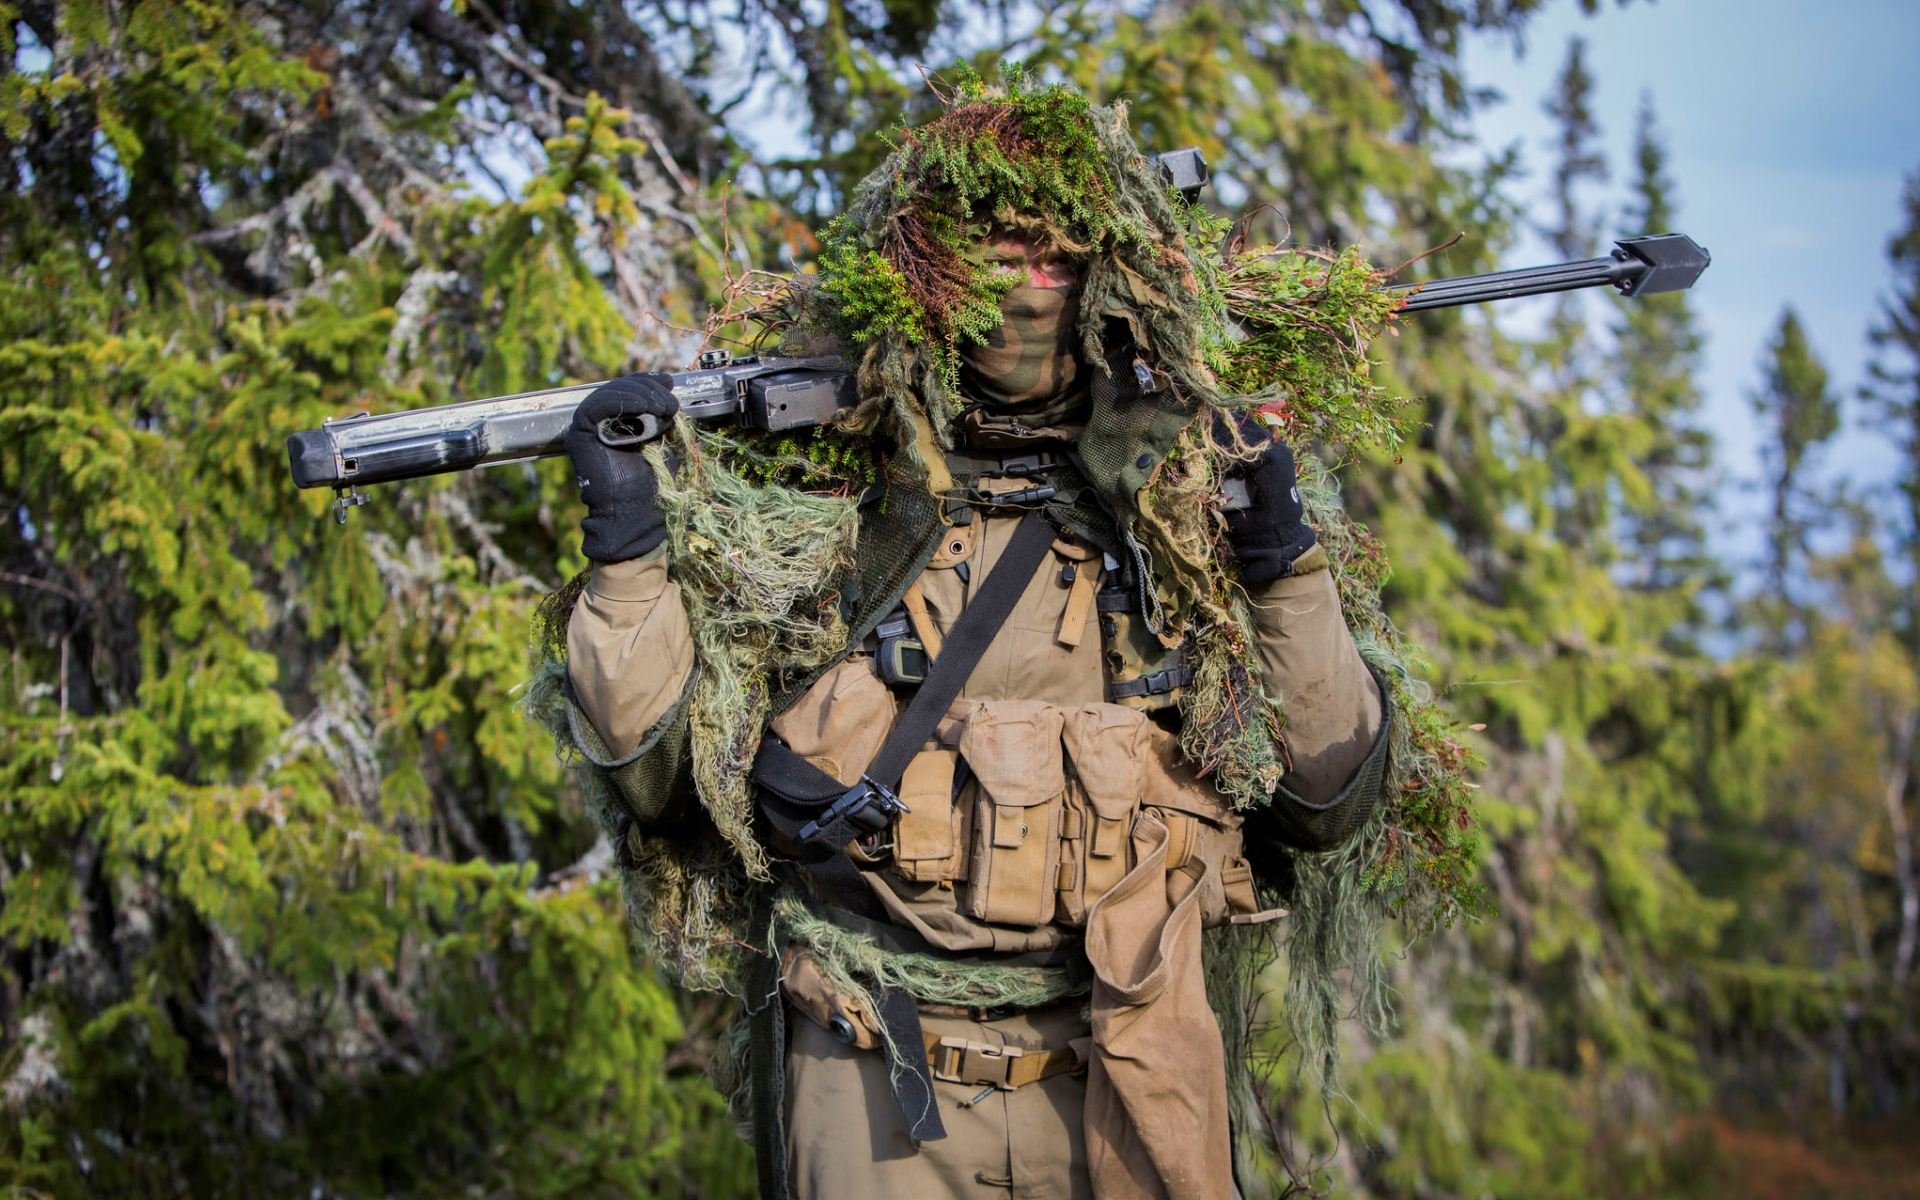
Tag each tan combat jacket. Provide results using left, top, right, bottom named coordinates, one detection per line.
left=565, top=462, right=1388, bottom=1198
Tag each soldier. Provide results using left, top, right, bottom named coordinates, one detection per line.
left=549, top=84, right=1389, bottom=1199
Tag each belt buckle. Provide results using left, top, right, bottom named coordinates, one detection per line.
left=931, top=1036, right=967, bottom=1083
left=931, top=1036, right=1023, bottom=1089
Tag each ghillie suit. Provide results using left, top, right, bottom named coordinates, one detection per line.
left=529, top=70, right=1480, bottom=1176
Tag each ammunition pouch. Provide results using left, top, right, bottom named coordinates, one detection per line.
left=960, top=702, right=1068, bottom=927
left=881, top=698, right=1276, bottom=933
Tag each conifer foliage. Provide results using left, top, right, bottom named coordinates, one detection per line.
left=4, top=2, right=1918, bottom=1197
left=0, top=2, right=754, bottom=1193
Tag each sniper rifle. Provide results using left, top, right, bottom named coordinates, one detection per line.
left=285, top=149, right=1710, bottom=521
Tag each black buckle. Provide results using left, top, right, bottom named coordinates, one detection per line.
left=1108, top=663, right=1195, bottom=701
left=971, top=483, right=1057, bottom=508
left=797, top=775, right=909, bottom=842
left=996, top=452, right=1059, bottom=478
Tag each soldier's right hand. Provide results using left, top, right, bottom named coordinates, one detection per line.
left=565, top=372, right=679, bottom=563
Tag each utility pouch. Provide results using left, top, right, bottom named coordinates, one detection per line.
left=780, top=945, right=882, bottom=1051
left=959, top=701, right=1067, bottom=927
left=1108, top=714, right=1265, bottom=930
left=1057, top=705, right=1148, bottom=925
left=894, top=748, right=967, bottom=885
left=767, top=657, right=896, bottom=786
left=1165, top=824, right=1278, bottom=928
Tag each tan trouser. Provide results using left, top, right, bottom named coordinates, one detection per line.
left=784, top=1003, right=1094, bottom=1199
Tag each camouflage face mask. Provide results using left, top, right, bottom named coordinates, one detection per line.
left=958, top=281, right=1086, bottom=421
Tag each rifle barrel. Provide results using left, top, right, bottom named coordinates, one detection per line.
left=1389, top=233, right=1710, bottom=313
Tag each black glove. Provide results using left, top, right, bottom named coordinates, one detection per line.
left=565, top=372, right=679, bottom=563
left=1223, top=420, right=1316, bottom=584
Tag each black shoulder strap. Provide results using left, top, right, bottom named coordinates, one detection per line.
left=752, top=511, right=1055, bottom=848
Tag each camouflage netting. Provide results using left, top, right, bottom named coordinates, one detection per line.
left=530, top=70, right=1480, bottom=1098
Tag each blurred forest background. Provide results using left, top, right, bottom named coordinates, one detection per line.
left=3, top=1, right=1917, bottom=1196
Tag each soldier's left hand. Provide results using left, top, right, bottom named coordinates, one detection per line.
left=1223, top=419, right=1317, bottom=583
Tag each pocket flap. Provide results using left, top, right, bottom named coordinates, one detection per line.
left=896, top=748, right=958, bottom=864
left=1061, top=704, right=1149, bottom=821
left=957, top=700, right=1064, bottom=808
left=769, top=658, right=895, bottom=786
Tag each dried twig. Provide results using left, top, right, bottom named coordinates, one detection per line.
left=1380, top=231, right=1465, bottom=281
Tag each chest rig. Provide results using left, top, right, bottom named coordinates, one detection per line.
left=748, top=432, right=1276, bottom=1150
left=866, top=434, right=1195, bottom=710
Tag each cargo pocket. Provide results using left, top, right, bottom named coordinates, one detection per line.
left=1058, top=705, right=1148, bottom=926
left=959, top=701, right=1066, bottom=928
left=893, top=747, right=967, bottom=886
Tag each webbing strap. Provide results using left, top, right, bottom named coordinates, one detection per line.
left=746, top=902, right=790, bottom=1199
left=1107, top=645, right=1194, bottom=700
left=748, top=512, right=1057, bottom=1147
left=874, top=986, right=945, bottom=1140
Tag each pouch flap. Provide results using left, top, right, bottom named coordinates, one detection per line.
left=1061, top=704, right=1150, bottom=821
left=768, top=658, right=895, bottom=786
left=957, top=700, right=1064, bottom=808
left=896, top=748, right=959, bottom=864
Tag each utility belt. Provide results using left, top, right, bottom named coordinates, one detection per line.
left=780, top=940, right=1084, bottom=1097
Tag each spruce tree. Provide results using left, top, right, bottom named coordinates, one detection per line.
left=1750, top=307, right=1839, bottom=648
left=0, top=3, right=799, bottom=1193
left=1612, top=94, right=1716, bottom=607
left=1864, top=168, right=1920, bottom=988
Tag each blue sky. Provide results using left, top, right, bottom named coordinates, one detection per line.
left=1460, top=0, right=1920, bottom=565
